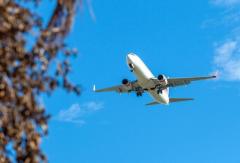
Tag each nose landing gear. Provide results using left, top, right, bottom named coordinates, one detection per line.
left=128, top=63, right=134, bottom=72
left=129, top=63, right=134, bottom=69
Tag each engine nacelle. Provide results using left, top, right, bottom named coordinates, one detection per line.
left=158, top=74, right=164, bottom=80
left=122, top=79, right=129, bottom=85
left=122, top=78, right=133, bottom=91
left=157, top=74, right=168, bottom=85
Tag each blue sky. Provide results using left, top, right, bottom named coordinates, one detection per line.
left=37, top=0, right=240, bottom=162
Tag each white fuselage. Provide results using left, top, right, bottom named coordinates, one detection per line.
left=126, top=53, right=169, bottom=104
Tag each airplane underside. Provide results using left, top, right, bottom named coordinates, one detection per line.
left=94, top=53, right=216, bottom=106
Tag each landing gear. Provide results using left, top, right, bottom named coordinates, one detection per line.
left=135, top=87, right=144, bottom=97
left=128, top=63, right=134, bottom=72
left=129, top=63, right=134, bottom=69
left=157, top=89, right=162, bottom=94
left=136, top=92, right=143, bottom=97
left=156, top=85, right=163, bottom=94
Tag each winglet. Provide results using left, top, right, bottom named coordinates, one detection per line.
left=93, top=85, right=96, bottom=92
left=212, top=75, right=217, bottom=78
left=210, top=71, right=219, bottom=79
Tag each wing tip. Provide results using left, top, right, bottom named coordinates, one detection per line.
left=212, top=75, right=217, bottom=78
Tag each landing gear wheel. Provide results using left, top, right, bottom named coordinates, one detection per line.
left=136, top=92, right=142, bottom=97
left=157, top=89, right=162, bottom=94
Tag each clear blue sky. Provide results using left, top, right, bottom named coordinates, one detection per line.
left=38, top=0, right=240, bottom=162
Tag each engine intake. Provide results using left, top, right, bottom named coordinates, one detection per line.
left=157, top=74, right=168, bottom=85
left=158, top=74, right=164, bottom=80
left=122, top=79, right=129, bottom=85
left=128, top=63, right=134, bottom=69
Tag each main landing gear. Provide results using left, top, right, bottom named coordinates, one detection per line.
left=136, top=92, right=143, bottom=97
left=157, top=89, right=162, bottom=94
left=135, top=87, right=144, bottom=97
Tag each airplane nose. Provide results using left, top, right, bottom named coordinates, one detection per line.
left=126, top=53, right=132, bottom=63
left=126, top=53, right=135, bottom=70
left=126, top=53, right=136, bottom=62
left=127, top=53, right=136, bottom=57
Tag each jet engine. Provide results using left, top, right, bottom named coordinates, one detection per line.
left=158, top=74, right=164, bottom=80
left=122, top=79, right=129, bottom=85
left=157, top=74, right=168, bottom=85
left=122, top=78, right=133, bottom=91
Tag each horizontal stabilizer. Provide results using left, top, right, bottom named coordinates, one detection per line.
left=146, top=98, right=193, bottom=106
left=146, top=101, right=159, bottom=106
left=169, top=98, right=193, bottom=103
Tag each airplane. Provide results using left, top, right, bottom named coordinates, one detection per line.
left=93, top=53, right=216, bottom=106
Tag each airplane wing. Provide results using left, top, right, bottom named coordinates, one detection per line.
left=167, top=75, right=216, bottom=87
left=93, top=81, right=141, bottom=93
left=94, top=85, right=130, bottom=93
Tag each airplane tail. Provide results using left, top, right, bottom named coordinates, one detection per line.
left=146, top=98, right=194, bottom=106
